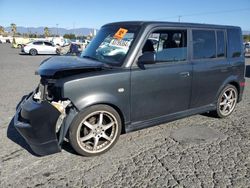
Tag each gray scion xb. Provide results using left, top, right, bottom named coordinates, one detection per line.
left=14, top=21, right=245, bottom=156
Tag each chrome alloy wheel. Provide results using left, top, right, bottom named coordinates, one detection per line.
left=76, top=111, right=119, bottom=154
left=219, top=87, right=237, bottom=116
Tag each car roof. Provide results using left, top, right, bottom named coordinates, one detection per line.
left=103, top=21, right=241, bottom=30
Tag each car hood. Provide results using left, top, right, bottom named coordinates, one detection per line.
left=37, top=56, right=105, bottom=77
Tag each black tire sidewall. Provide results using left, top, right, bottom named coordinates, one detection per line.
left=69, top=105, right=122, bottom=156
left=216, top=85, right=238, bottom=118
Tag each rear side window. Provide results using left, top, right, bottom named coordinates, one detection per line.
left=227, top=29, right=242, bottom=58
left=216, top=31, right=226, bottom=57
left=192, top=30, right=216, bottom=59
left=33, top=41, right=43, bottom=45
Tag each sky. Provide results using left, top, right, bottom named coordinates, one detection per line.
left=0, top=0, right=249, bottom=30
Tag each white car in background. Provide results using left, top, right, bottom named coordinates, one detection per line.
left=22, top=41, right=59, bottom=56
left=50, top=37, right=71, bottom=46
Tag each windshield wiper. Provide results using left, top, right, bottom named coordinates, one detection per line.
left=82, top=55, right=99, bottom=61
left=82, top=55, right=113, bottom=69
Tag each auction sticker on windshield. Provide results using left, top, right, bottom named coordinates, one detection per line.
left=109, top=39, right=131, bottom=49
left=113, top=28, right=128, bottom=39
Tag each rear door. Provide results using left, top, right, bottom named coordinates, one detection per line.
left=32, top=41, right=44, bottom=54
left=190, top=29, right=230, bottom=108
left=130, top=28, right=192, bottom=122
left=44, top=42, right=56, bottom=54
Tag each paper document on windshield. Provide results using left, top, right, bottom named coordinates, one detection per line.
left=109, top=39, right=131, bottom=49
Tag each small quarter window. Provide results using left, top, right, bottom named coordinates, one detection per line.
left=193, top=30, right=216, bottom=59
left=227, top=28, right=242, bottom=58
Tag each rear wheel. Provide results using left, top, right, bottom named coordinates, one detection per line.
left=213, top=85, right=238, bottom=118
left=29, top=49, right=37, bottom=56
left=69, top=105, right=122, bottom=156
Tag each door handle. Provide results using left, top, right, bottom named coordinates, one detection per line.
left=179, top=72, right=190, bottom=77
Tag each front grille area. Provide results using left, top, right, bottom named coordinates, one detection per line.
left=39, top=77, right=62, bottom=102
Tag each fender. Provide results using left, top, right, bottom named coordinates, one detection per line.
left=58, top=93, right=127, bottom=145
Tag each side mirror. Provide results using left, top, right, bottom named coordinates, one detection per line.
left=137, top=52, right=156, bottom=69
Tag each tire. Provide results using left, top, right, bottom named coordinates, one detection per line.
left=69, top=105, right=122, bottom=156
left=213, top=84, right=238, bottom=118
left=29, top=49, right=37, bottom=56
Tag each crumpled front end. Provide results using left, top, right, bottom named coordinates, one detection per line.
left=14, top=78, right=72, bottom=156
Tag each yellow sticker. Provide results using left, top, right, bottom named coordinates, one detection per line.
left=114, top=28, right=128, bottom=40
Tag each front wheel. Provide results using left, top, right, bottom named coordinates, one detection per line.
left=69, top=105, right=122, bottom=156
left=214, top=84, right=238, bottom=118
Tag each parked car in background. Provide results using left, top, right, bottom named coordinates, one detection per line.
left=67, top=43, right=82, bottom=56
left=22, top=41, right=59, bottom=56
left=51, top=37, right=71, bottom=47
left=0, top=36, right=13, bottom=43
left=14, top=21, right=245, bottom=157
left=12, top=37, right=33, bottom=48
left=244, top=42, right=250, bottom=54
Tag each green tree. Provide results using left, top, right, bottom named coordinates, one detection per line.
left=63, top=33, right=76, bottom=39
left=10, top=23, right=17, bottom=36
left=0, top=26, right=5, bottom=35
left=44, top=27, right=50, bottom=37
left=243, top=35, right=250, bottom=42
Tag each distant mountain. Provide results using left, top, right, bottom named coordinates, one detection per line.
left=4, top=26, right=97, bottom=36
left=4, top=26, right=250, bottom=36
left=243, top=31, right=250, bottom=35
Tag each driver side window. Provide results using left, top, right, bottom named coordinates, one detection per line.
left=143, top=30, right=187, bottom=63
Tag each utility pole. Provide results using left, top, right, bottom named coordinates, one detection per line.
left=56, top=24, right=58, bottom=36
left=73, top=22, right=75, bottom=36
left=178, top=16, right=182, bottom=22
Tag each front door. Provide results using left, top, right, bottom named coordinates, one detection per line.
left=130, top=29, right=192, bottom=122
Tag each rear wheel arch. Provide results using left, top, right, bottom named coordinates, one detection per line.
left=214, top=77, right=239, bottom=103
left=228, top=81, right=240, bottom=102
left=213, top=84, right=238, bottom=118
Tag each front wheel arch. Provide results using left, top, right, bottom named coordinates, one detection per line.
left=68, top=104, right=122, bottom=156
left=78, top=102, right=126, bottom=134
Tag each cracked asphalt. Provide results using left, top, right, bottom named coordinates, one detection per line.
left=0, top=44, right=249, bottom=187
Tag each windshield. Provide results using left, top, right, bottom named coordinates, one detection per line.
left=81, top=25, right=140, bottom=67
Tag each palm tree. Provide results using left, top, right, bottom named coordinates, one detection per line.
left=44, top=27, right=50, bottom=38
left=10, top=23, right=17, bottom=36
left=0, top=26, right=4, bottom=35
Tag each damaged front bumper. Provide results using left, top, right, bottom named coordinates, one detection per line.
left=14, top=93, right=62, bottom=156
